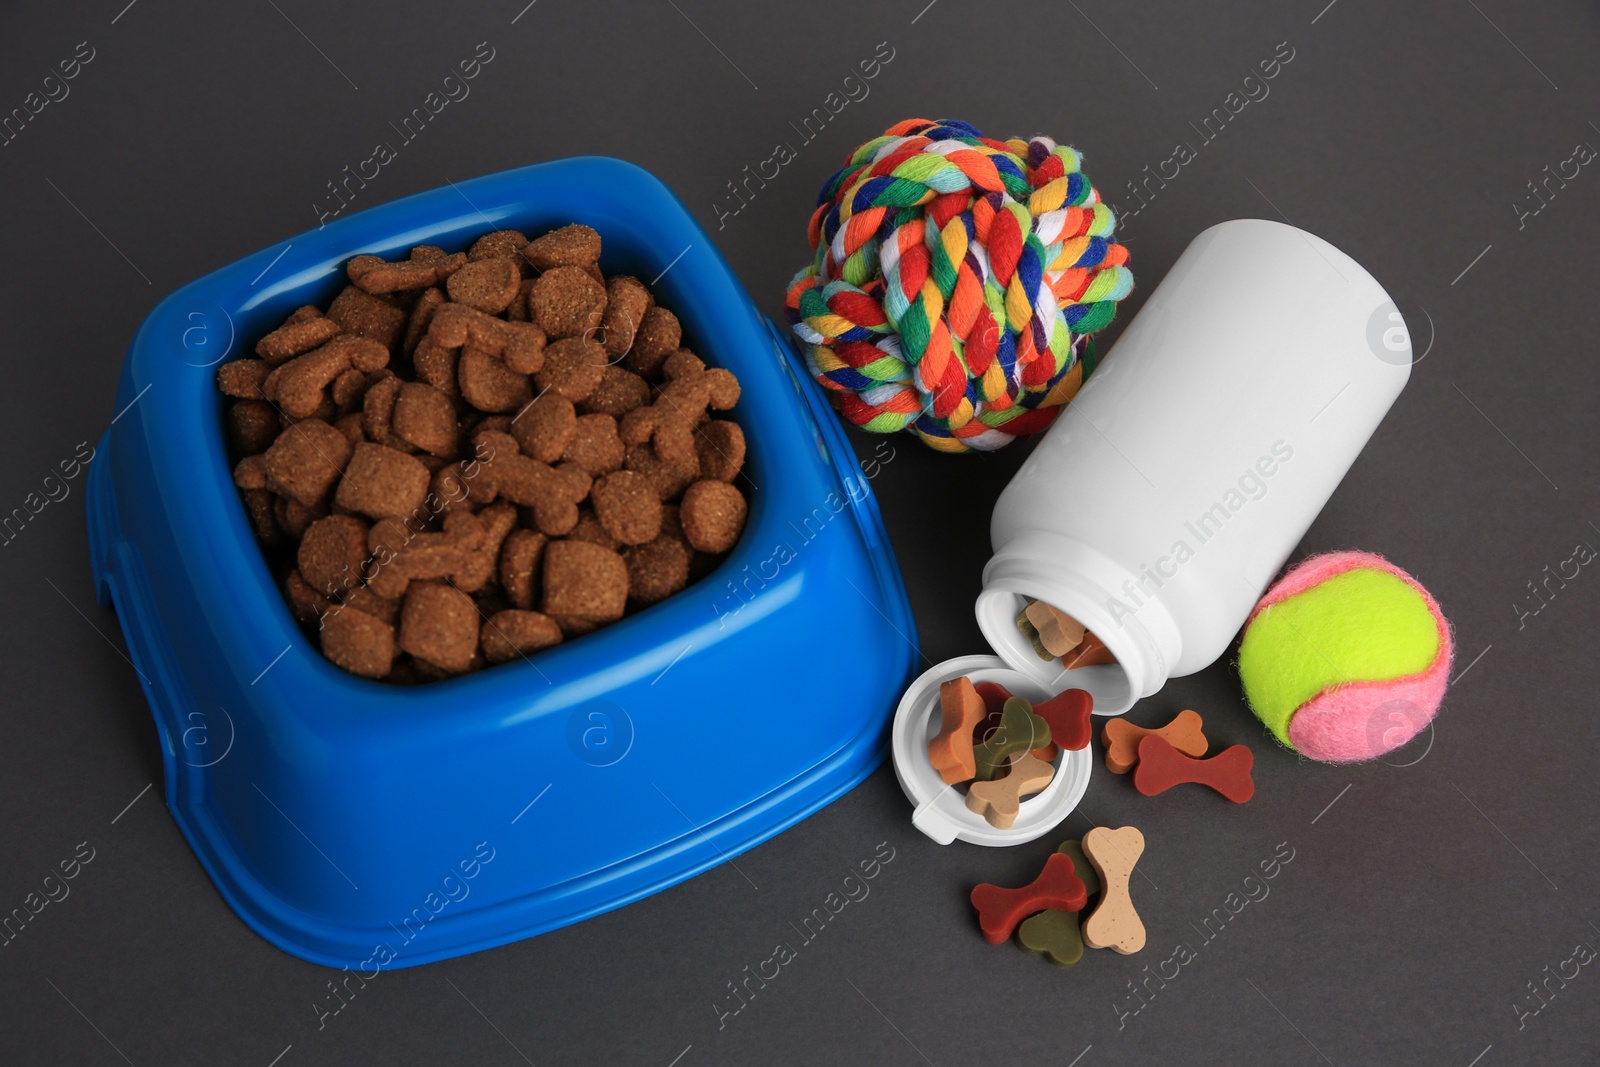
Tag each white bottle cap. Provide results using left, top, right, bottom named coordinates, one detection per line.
left=891, top=655, right=1092, bottom=847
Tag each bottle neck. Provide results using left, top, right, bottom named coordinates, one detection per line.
left=977, top=530, right=1182, bottom=715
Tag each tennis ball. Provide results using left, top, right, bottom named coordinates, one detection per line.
left=1238, top=551, right=1453, bottom=763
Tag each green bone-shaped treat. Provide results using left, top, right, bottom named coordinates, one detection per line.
left=972, top=697, right=1052, bottom=781
left=1017, top=840, right=1102, bottom=967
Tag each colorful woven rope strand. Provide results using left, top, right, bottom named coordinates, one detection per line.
left=785, top=118, right=1133, bottom=453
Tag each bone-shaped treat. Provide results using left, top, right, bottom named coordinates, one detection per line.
left=928, top=676, right=987, bottom=785
left=965, top=752, right=1055, bottom=829
left=1132, top=735, right=1255, bottom=803
left=972, top=684, right=1062, bottom=758
left=1102, top=708, right=1209, bottom=774
left=1024, top=599, right=1086, bottom=657
left=973, top=681, right=1058, bottom=761
left=1032, top=688, right=1094, bottom=752
left=1060, top=630, right=1116, bottom=669
left=1017, top=839, right=1101, bottom=966
left=1081, top=825, right=1146, bottom=954
left=972, top=698, right=1052, bottom=781
left=969, top=852, right=1087, bottom=944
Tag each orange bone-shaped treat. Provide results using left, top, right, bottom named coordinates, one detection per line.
left=1132, top=735, right=1255, bottom=803
left=969, top=852, right=1087, bottom=944
left=1081, top=825, right=1146, bottom=954
left=1102, top=709, right=1209, bottom=774
left=928, top=676, right=987, bottom=785
left=965, top=751, right=1054, bottom=829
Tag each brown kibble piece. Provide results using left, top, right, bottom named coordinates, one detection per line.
left=298, top=514, right=369, bottom=598
left=365, top=510, right=483, bottom=599
left=427, top=303, right=545, bottom=374
left=327, top=285, right=407, bottom=354
left=276, top=495, right=329, bottom=540
left=263, top=419, right=352, bottom=507
left=361, top=374, right=413, bottom=450
left=263, top=336, right=390, bottom=420
left=218, top=359, right=270, bottom=399
left=580, top=366, right=650, bottom=417
left=601, top=275, right=651, bottom=358
left=680, top=480, right=746, bottom=553
left=695, top=420, right=746, bottom=482
left=510, top=392, right=576, bottom=463
left=411, top=338, right=460, bottom=399
left=542, top=540, right=627, bottom=623
left=233, top=454, right=268, bottom=490
left=458, top=348, right=532, bottom=413
left=528, top=266, right=606, bottom=339
left=561, top=414, right=625, bottom=477
left=398, top=581, right=480, bottom=673
left=470, top=229, right=530, bottom=264
left=330, top=368, right=370, bottom=411
left=321, top=607, right=396, bottom=679
left=402, top=287, right=446, bottom=358
left=241, top=488, right=284, bottom=546
left=447, top=257, right=522, bottom=315
left=255, top=313, right=342, bottom=365
left=334, top=442, right=430, bottom=520
left=568, top=508, right=620, bottom=551
left=625, top=307, right=681, bottom=378
left=524, top=223, right=601, bottom=271
left=499, top=529, right=547, bottom=610
left=228, top=400, right=280, bottom=455
left=624, top=443, right=698, bottom=502
left=348, top=247, right=466, bottom=294
left=590, top=470, right=662, bottom=546
left=484, top=443, right=592, bottom=535
left=391, top=382, right=459, bottom=457
left=452, top=503, right=517, bottom=594
left=534, top=337, right=608, bottom=401
left=625, top=536, right=690, bottom=605
left=481, top=610, right=563, bottom=664
left=333, top=412, right=366, bottom=446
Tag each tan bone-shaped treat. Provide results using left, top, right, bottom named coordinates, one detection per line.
left=964, top=751, right=1055, bottom=829
left=1081, top=825, right=1146, bottom=954
left=1024, top=599, right=1086, bottom=658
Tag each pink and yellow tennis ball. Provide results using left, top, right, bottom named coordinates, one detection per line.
left=1238, top=551, right=1453, bottom=763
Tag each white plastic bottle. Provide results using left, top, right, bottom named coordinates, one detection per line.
left=976, top=218, right=1412, bottom=715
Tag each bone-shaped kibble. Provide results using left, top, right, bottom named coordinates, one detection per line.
left=1102, top=709, right=1209, bottom=774
left=347, top=246, right=466, bottom=294
left=1081, top=825, right=1146, bottom=954
left=618, top=350, right=740, bottom=467
left=928, top=676, right=987, bottom=785
left=969, top=852, right=1087, bottom=944
left=1024, top=600, right=1086, bottom=658
left=364, top=510, right=484, bottom=600
left=1016, top=839, right=1101, bottom=966
left=973, top=697, right=1052, bottom=781
left=427, top=302, right=546, bottom=374
left=965, top=751, right=1054, bottom=829
left=263, top=335, right=390, bottom=419
left=1032, top=688, right=1094, bottom=752
left=474, top=431, right=591, bottom=535
left=1132, top=735, right=1255, bottom=803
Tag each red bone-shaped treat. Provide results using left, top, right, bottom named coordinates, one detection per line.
left=1032, top=688, right=1093, bottom=751
left=1132, top=735, right=1255, bottom=803
left=969, top=852, right=1088, bottom=944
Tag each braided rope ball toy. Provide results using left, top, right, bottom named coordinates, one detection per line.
left=785, top=118, right=1134, bottom=453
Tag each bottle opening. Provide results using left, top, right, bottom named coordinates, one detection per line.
left=976, top=587, right=1137, bottom=715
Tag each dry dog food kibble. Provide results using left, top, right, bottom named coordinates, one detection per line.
left=214, top=223, right=749, bottom=682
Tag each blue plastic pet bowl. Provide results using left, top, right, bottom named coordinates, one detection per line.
left=85, top=157, right=917, bottom=969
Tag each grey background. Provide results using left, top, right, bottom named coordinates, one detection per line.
left=1, top=0, right=1596, bottom=1064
